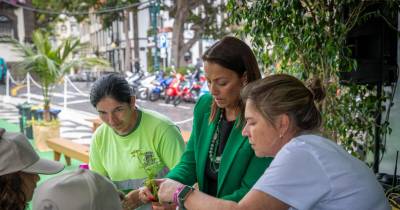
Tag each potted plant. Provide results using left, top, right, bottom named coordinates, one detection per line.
left=15, top=30, right=108, bottom=150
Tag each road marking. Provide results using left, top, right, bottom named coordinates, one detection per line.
left=157, top=103, right=191, bottom=110
left=66, top=91, right=90, bottom=97
left=174, top=117, right=193, bottom=125
left=20, top=93, right=75, bottom=99
left=52, top=92, right=79, bottom=98
left=66, top=99, right=90, bottom=105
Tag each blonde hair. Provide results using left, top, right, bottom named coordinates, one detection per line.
left=241, top=74, right=325, bottom=131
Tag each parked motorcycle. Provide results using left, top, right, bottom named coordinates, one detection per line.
left=148, top=77, right=172, bottom=101
left=136, top=74, right=157, bottom=100
left=125, top=70, right=145, bottom=95
left=164, top=73, right=184, bottom=106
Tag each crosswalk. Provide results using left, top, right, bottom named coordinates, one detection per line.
left=2, top=81, right=195, bottom=142
left=0, top=103, right=19, bottom=124
left=0, top=97, right=95, bottom=143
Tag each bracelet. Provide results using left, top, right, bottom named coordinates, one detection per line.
left=173, top=185, right=185, bottom=205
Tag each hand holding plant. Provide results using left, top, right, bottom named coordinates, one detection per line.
left=131, top=150, right=161, bottom=201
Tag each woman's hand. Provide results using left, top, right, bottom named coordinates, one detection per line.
left=122, top=189, right=142, bottom=210
left=157, top=178, right=184, bottom=203
left=151, top=202, right=177, bottom=210
left=138, top=186, right=156, bottom=203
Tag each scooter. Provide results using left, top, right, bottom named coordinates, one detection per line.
left=164, top=73, right=184, bottom=106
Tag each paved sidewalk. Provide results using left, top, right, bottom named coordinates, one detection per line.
left=0, top=95, right=97, bottom=144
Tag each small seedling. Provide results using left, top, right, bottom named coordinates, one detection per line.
left=131, top=149, right=161, bottom=201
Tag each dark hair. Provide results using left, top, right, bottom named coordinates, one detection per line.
left=241, top=74, right=325, bottom=132
left=0, top=172, right=27, bottom=210
left=202, top=36, right=261, bottom=122
left=90, top=73, right=133, bottom=107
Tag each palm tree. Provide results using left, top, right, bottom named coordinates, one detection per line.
left=16, top=30, right=108, bottom=121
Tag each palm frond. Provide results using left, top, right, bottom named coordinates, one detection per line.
left=8, top=29, right=108, bottom=119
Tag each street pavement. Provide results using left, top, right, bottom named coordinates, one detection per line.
left=0, top=81, right=195, bottom=145
left=1, top=94, right=97, bottom=144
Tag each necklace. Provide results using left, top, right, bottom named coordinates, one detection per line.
left=209, top=111, right=223, bottom=173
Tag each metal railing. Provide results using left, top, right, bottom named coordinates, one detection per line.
left=3, top=72, right=88, bottom=110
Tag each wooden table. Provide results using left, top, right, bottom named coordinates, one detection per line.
left=46, top=138, right=90, bottom=165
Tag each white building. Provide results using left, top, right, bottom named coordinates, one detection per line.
left=79, top=0, right=214, bottom=73
left=0, top=0, right=34, bottom=64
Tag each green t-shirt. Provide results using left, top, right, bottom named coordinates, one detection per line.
left=89, top=108, right=185, bottom=191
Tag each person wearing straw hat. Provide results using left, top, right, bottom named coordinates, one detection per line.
left=0, top=128, right=64, bottom=210
left=32, top=169, right=123, bottom=210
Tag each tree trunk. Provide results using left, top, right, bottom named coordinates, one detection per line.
left=171, top=0, right=189, bottom=69
left=171, top=0, right=206, bottom=69
left=43, top=86, right=51, bottom=122
left=124, top=10, right=132, bottom=72
left=43, top=103, right=51, bottom=122
left=179, top=31, right=201, bottom=66
left=198, top=38, right=203, bottom=58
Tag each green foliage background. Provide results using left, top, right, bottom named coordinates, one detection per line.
left=227, top=0, right=399, bottom=163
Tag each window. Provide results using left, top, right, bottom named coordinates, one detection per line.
left=0, top=15, right=13, bottom=38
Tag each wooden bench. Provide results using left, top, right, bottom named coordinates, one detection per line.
left=46, top=138, right=90, bottom=165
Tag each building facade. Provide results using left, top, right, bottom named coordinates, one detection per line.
left=77, top=0, right=219, bottom=73
left=0, top=0, right=34, bottom=63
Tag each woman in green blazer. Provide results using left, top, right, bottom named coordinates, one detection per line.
left=166, top=92, right=272, bottom=201
left=124, top=36, right=272, bottom=209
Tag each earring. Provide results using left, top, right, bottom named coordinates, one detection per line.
left=279, top=134, right=283, bottom=139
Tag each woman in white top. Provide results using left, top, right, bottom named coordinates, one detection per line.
left=156, top=74, right=390, bottom=210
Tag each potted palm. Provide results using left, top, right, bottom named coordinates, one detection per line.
left=15, top=30, right=108, bottom=150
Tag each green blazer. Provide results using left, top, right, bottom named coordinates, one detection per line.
left=167, top=94, right=273, bottom=201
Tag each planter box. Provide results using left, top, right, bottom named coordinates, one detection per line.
left=32, top=123, right=60, bottom=152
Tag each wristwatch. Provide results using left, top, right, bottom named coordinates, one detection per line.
left=177, top=185, right=195, bottom=210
